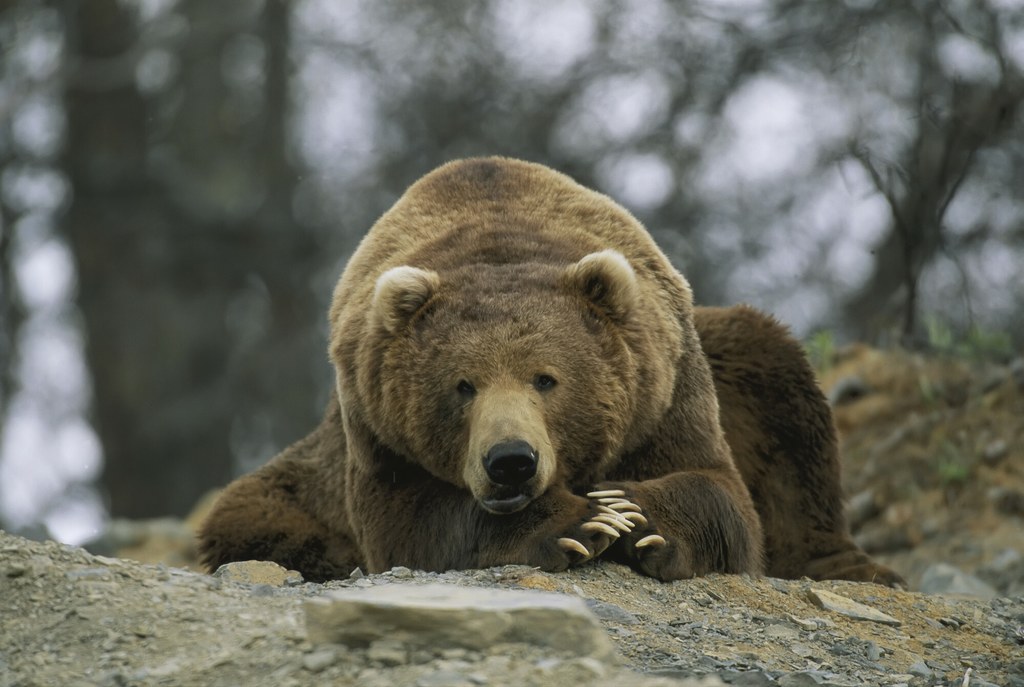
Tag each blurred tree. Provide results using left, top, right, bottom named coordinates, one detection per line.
left=62, top=0, right=327, bottom=519
left=4, top=0, right=1023, bottom=538
left=293, top=0, right=1024, bottom=347
left=841, top=2, right=1022, bottom=345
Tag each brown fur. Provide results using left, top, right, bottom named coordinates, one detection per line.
left=198, top=157, right=902, bottom=586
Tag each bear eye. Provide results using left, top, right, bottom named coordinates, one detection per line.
left=533, top=374, right=558, bottom=392
left=456, top=380, right=476, bottom=397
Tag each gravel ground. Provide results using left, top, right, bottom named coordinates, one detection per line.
left=2, top=531, right=1022, bottom=687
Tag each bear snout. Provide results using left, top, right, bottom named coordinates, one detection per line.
left=483, top=440, right=538, bottom=486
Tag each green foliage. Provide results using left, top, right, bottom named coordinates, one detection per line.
left=806, top=330, right=837, bottom=374
left=935, top=441, right=971, bottom=488
left=924, top=317, right=1013, bottom=362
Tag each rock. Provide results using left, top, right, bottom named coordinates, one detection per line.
left=992, top=489, right=1024, bottom=516
left=513, top=572, right=559, bottom=592
left=367, top=639, right=408, bottom=666
left=907, top=660, right=932, bottom=679
left=765, top=624, right=801, bottom=640
left=828, top=376, right=871, bottom=406
left=304, top=583, right=615, bottom=660
left=804, top=589, right=901, bottom=626
left=919, top=563, right=998, bottom=599
left=585, top=599, right=639, bottom=625
left=301, top=648, right=338, bottom=672
left=981, top=439, right=1009, bottom=464
left=213, top=560, right=304, bottom=587
left=846, top=489, right=881, bottom=530
left=777, top=670, right=862, bottom=686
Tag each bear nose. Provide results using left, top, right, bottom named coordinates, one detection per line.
left=483, top=440, right=538, bottom=486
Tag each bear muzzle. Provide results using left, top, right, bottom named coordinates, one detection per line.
left=480, top=440, right=540, bottom=514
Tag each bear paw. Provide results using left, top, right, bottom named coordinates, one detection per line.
left=554, top=490, right=645, bottom=564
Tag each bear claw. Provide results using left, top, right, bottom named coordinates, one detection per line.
left=636, top=534, right=667, bottom=549
left=558, top=537, right=591, bottom=559
left=620, top=511, right=648, bottom=526
left=605, top=501, right=642, bottom=513
left=587, top=489, right=627, bottom=498
left=590, top=514, right=633, bottom=532
left=581, top=521, right=621, bottom=538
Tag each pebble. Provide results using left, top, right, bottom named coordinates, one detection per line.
left=367, top=639, right=408, bottom=666
left=982, top=439, right=1009, bottom=464
left=777, top=670, right=862, bottom=686
left=584, top=599, right=638, bottom=625
left=213, top=560, right=303, bottom=587
left=302, top=648, right=338, bottom=672
left=805, top=589, right=901, bottom=626
left=907, top=660, right=932, bottom=679
left=415, top=670, right=477, bottom=687
left=765, top=624, right=801, bottom=640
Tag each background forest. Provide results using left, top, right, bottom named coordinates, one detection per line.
left=1, top=0, right=1022, bottom=543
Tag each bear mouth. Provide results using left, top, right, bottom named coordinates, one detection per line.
left=480, top=491, right=532, bottom=515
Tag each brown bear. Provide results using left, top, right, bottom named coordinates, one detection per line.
left=198, top=157, right=903, bottom=587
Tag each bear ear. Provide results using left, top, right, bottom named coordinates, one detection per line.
left=564, top=250, right=638, bottom=322
left=372, top=266, right=440, bottom=333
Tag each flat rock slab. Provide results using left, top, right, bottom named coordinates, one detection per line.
left=305, top=582, right=615, bottom=660
left=805, top=588, right=901, bottom=626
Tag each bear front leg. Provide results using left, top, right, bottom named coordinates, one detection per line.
left=595, top=470, right=765, bottom=581
left=347, top=462, right=638, bottom=573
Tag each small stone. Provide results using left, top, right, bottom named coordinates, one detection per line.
left=766, top=624, right=801, bottom=640
left=786, top=614, right=819, bottom=631
left=865, top=642, right=883, bottom=661
left=415, top=671, right=476, bottom=687
left=4, top=563, right=27, bottom=578
left=805, top=588, right=901, bottom=626
left=302, top=648, right=338, bottom=673
left=349, top=567, right=365, bottom=579
left=982, top=439, right=1009, bottom=464
left=514, top=572, right=558, bottom=592
left=213, top=560, right=303, bottom=587
left=545, top=656, right=607, bottom=680
left=367, top=639, right=407, bottom=666
left=390, top=566, right=413, bottom=579
left=907, top=660, right=932, bottom=678
left=777, top=671, right=827, bottom=686
left=789, top=643, right=815, bottom=658
left=584, top=599, right=638, bottom=625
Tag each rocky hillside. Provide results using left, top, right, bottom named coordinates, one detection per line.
left=820, top=345, right=1024, bottom=597
left=1, top=532, right=1022, bottom=687
left=2, top=346, right=1022, bottom=686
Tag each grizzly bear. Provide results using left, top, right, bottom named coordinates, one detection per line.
left=198, top=157, right=903, bottom=587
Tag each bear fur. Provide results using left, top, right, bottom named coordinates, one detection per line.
left=198, top=157, right=903, bottom=587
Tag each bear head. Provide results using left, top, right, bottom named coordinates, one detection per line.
left=365, top=249, right=652, bottom=514
left=332, top=157, right=692, bottom=516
